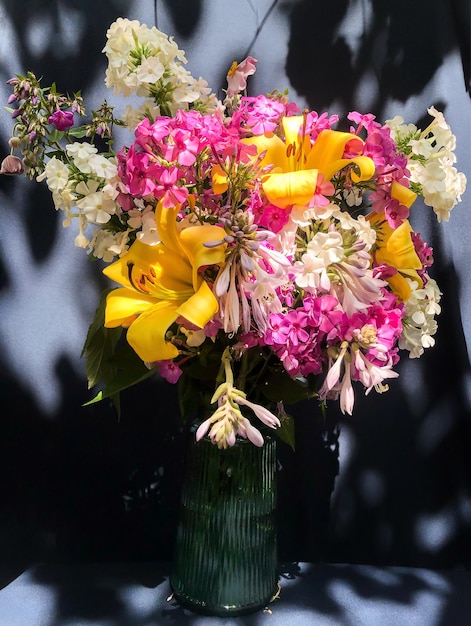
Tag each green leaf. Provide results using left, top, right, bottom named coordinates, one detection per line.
left=48, top=129, right=64, bottom=143
left=262, top=369, right=317, bottom=405
left=177, top=372, right=213, bottom=422
left=83, top=358, right=155, bottom=406
left=182, top=346, right=221, bottom=382
left=68, top=126, right=88, bottom=138
left=81, top=289, right=122, bottom=389
left=275, top=412, right=296, bottom=451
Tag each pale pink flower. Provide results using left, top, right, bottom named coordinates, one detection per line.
left=226, top=56, right=257, bottom=96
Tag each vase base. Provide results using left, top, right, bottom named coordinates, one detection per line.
left=171, top=583, right=279, bottom=617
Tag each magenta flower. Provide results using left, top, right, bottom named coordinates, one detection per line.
left=258, top=203, right=290, bottom=233
left=48, top=110, right=74, bottom=131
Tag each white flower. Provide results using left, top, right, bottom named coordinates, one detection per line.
left=307, top=231, right=344, bottom=265
left=180, top=327, right=206, bottom=347
left=76, top=180, right=116, bottom=224
left=399, top=278, right=442, bottom=357
left=88, top=154, right=118, bottom=180
left=333, top=211, right=376, bottom=249
left=136, top=56, right=165, bottom=84
left=88, top=228, right=130, bottom=262
left=343, top=186, right=363, bottom=207
left=121, top=99, right=161, bottom=129
left=294, top=253, right=329, bottom=291
left=385, top=115, right=417, bottom=137
left=65, top=142, right=98, bottom=173
left=36, top=157, right=70, bottom=191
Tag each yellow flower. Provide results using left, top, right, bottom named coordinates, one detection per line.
left=240, top=115, right=376, bottom=208
left=369, top=213, right=423, bottom=301
left=103, top=202, right=226, bottom=362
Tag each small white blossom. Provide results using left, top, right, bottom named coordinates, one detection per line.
left=36, top=157, right=70, bottom=191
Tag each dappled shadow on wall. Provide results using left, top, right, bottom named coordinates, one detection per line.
left=284, top=0, right=469, bottom=116
left=326, top=250, right=471, bottom=569
left=0, top=0, right=187, bottom=568
left=283, top=1, right=471, bottom=569
left=160, top=0, right=203, bottom=38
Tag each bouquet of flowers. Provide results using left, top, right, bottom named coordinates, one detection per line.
left=2, top=18, right=466, bottom=449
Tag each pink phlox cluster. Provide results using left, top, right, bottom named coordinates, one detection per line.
left=245, top=184, right=291, bottom=233
left=305, top=111, right=339, bottom=141
left=229, top=95, right=289, bottom=135
left=116, top=110, right=239, bottom=208
left=348, top=111, right=412, bottom=226
left=264, top=294, right=341, bottom=377
left=411, top=231, right=434, bottom=283
left=257, top=203, right=291, bottom=233
left=319, top=298, right=404, bottom=413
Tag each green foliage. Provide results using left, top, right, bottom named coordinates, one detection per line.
left=81, top=289, right=121, bottom=389
left=81, top=288, right=155, bottom=414
left=261, top=367, right=317, bottom=406
left=275, top=411, right=296, bottom=451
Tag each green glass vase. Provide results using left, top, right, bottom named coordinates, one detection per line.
left=170, top=434, right=278, bottom=616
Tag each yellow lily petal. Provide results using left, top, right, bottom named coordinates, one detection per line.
left=103, top=207, right=227, bottom=364
left=176, top=280, right=219, bottom=329
left=179, top=224, right=227, bottom=291
left=372, top=217, right=423, bottom=300
left=104, top=287, right=156, bottom=328
left=391, top=180, right=417, bottom=208
left=242, top=121, right=375, bottom=211
left=387, top=272, right=413, bottom=302
left=282, top=115, right=311, bottom=170
left=262, top=169, right=319, bottom=209
left=126, top=300, right=181, bottom=362
left=103, top=239, right=194, bottom=300
left=376, top=220, right=422, bottom=272
left=211, top=164, right=229, bottom=194
left=241, top=132, right=287, bottom=171
left=282, top=115, right=303, bottom=147
left=155, top=201, right=185, bottom=258
left=306, top=130, right=375, bottom=181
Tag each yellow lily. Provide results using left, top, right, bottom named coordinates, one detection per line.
left=103, top=202, right=226, bottom=362
left=391, top=180, right=417, bottom=209
left=238, top=115, right=376, bottom=208
left=369, top=213, right=423, bottom=301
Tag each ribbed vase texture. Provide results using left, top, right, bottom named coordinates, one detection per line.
left=170, top=435, right=278, bottom=616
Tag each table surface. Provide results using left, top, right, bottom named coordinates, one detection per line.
left=0, top=562, right=470, bottom=626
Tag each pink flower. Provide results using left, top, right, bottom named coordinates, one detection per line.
left=258, top=203, right=290, bottom=233
left=48, top=110, right=74, bottom=131
left=164, top=128, right=201, bottom=167
left=309, top=174, right=335, bottom=208
left=0, top=155, right=24, bottom=175
left=226, top=56, right=257, bottom=96
left=245, top=95, right=285, bottom=134
left=135, top=116, right=170, bottom=149
left=156, top=360, right=182, bottom=384
left=153, top=166, right=188, bottom=207
left=384, top=198, right=410, bottom=228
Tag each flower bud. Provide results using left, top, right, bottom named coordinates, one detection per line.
left=8, top=136, right=22, bottom=149
left=0, top=155, right=24, bottom=175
